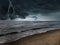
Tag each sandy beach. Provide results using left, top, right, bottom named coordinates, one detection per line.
left=0, top=29, right=60, bottom=45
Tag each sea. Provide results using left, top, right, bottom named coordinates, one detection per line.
left=0, top=21, right=60, bottom=43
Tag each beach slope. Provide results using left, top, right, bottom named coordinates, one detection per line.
left=1, top=29, right=60, bottom=45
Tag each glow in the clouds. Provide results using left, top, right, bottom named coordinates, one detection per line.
left=13, top=14, right=52, bottom=21
left=13, top=11, right=60, bottom=21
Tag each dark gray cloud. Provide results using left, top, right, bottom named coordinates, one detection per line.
left=0, top=0, right=60, bottom=21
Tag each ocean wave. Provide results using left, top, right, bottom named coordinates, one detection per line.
left=0, top=21, right=60, bottom=43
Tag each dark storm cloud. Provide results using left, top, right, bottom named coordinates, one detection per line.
left=0, top=0, right=60, bottom=20
left=16, top=0, right=60, bottom=13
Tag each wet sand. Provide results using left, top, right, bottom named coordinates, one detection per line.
left=1, top=29, right=60, bottom=45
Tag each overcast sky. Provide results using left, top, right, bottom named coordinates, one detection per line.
left=0, top=0, right=60, bottom=21
left=14, top=11, right=60, bottom=21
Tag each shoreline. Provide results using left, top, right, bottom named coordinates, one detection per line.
left=1, top=29, right=60, bottom=45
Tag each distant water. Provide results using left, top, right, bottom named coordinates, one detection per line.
left=0, top=21, right=60, bottom=43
